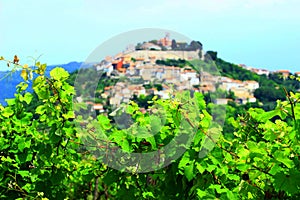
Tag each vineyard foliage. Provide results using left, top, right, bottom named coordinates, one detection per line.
left=0, top=58, right=300, bottom=199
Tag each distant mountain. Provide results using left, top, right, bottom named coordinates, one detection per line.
left=0, top=61, right=90, bottom=105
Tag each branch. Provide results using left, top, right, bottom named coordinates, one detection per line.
left=93, top=176, right=99, bottom=200
left=282, top=87, right=296, bottom=121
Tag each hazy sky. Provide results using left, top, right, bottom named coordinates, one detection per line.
left=0, top=0, right=300, bottom=72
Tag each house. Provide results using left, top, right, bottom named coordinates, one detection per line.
left=76, top=96, right=83, bottom=103
left=247, top=96, right=257, bottom=103
left=163, top=66, right=180, bottom=80
left=110, top=95, right=122, bottom=107
left=155, top=90, right=171, bottom=99
left=244, top=80, right=259, bottom=91
left=277, top=70, right=290, bottom=79
left=101, top=91, right=109, bottom=99
left=235, top=96, right=257, bottom=104
left=199, top=83, right=216, bottom=93
left=213, top=98, right=231, bottom=105
left=92, top=104, right=105, bottom=113
left=158, top=33, right=172, bottom=47
left=239, top=64, right=270, bottom=76
left=255, top=69, right=270, bottom=76
left=180, top=68, right=199, bottom=86
left=219, top=77, right=243, bottom=91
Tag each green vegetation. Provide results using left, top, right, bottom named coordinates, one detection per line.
left=156, top=58, right=192, bottom=68
left=143, top=83, right=163, bottom=91
left=1, top=58, right=300, bottom=199
left=214, top=57, right=260, bottom=81
left=170, top=40, right=203, bottom=51
left=207, top=52, right=300, bottom=110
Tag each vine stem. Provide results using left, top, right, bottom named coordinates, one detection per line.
left=282, top=87, right=296, bottom=121
left=93, top=176, right=99, bottom=200
left=0, top=58, right=24, bottom=81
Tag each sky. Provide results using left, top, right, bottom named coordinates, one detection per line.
left=0, top=0, right=300, bottom=72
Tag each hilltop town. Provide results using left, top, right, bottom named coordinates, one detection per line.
left=85, top=34, right=298, bottom=113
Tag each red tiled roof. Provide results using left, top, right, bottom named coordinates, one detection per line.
left=277, top=70, right=290, bottom=73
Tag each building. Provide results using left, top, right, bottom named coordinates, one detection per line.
left=92, top=104, right=105, bottom=113
left=276, top=70, right=290, bottom=79
left=158, top=33, right=172, bottom=47
left=243, top=80, right=259, bottom=91
left=213, top=98, right=231, bottom=105
left=141, top=42, right=162, bottom=51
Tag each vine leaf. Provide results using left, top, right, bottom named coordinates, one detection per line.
left=273, top=170, right=300, bottom=195
left=50, top=67, right=69, bottom=80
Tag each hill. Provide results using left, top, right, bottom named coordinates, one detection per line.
left=0, top=61, right=89, bottom=105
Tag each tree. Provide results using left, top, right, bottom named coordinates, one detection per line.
left=135, top=42, right=143, bottom=50
left=205, top=51, right=218, bottom=61
left=171, top=39, right=177, bottom=50
left=190, top=40, right=203, bottom=51
left=254, top=86, right=286, bottom=103
left=198, top=50, right=203, bottom=59
left=149, top=40, right=158, bottom=45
